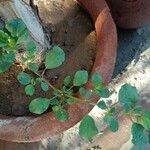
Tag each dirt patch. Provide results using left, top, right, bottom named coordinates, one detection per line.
left=0, top=0, right=97, bottom=116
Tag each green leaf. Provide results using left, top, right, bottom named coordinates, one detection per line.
left=109, top=119, right=119, bottom=132
left=133, top=105, right=142, bottom=114
left=131, top=123, right=148, bottom=146
left=124, top=103, right=132, bottom=113
left=92, top=73, right=102, bottom=86
left=141, top=109, right=150, bottom=130
left=29, top=63, right=39, bottom=72
left=30, top=79, right=36, bottom=85
left=56, top=109, right=68, bottom=122
left=35, top=78, right=41, bottom=84
left=0, top=53, right=15, bottom=73
left=97, top=101, right=107, bottom=110
left=52, top=106, right=60, bottom=112
left=143, top=109, right=150, bottom=117
left=45, top=46, right=65, bottom=69
left=119, top=84, right=139, bottom=104
left=64, top=76, right=72, bottom=86
left=6, top=19, right=27, bottom=37
left=73, top=70, right=88, bottom=86
left=62, top=86, right=67, bottom=93
left=85, top=90, right=93, bottom=99
left=65, top=89, right=73, bottom=96
left=53, top=90, right=60, bottom=96
left=6, top=38, right=17, bottom=51
left=29, top=98, right=50, bottom=114
left=17, top=72, right=31, bottom=85
left=97, top=87, right=110, bottom=98
left=109, top=107, right=116, bottom=114
left=26, top=41, right=36, bottom=56
left=66, top=98, right=76, bottom=105
left=49, top=99, right=60, bottom=106
left=79, top=87, right=86, bottom=96
left=17, top=29, right=29, bottom=45
left=25, top=84, right=35, bottom=96
left=41, top=82, right=49, bottom=92
left=103, top=113, right=111, bottom=122
left=79, top=115, right=99, bottom=141
left=0, top=30, right=9, bottom=47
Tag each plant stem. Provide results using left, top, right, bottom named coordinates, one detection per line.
left=33, top=71, right=63, bottom=94
left=33, top=70, right=98, bottom=106
left=41, top=68, right=47, bottom=78
left=64, top=93, right=96, bottom=106
left=33, top=70, right=138, bottom=124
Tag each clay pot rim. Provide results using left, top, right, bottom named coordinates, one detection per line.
left=0, top=0, right=117, bottom=142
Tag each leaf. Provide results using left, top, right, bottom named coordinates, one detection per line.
left=25, top=84, right=35, bottom=96
left=64, top=76, right=72, bottom=86
left=133, top=105, right=142, bottom=114
left=0, top=53, right=15, bottom=73
left=109, top=119, right=119, bottom=132
left=29, top=98, right=51, bottom=114
left=79, top=115, right=99, bottom=141
left=0, top=30, right=9, bottom=47
left=124, top=103, right=132, bottom=113
left=97, top=101, right=107, bottom=110
left=29, top=63, right=39, bottom=72
left=26, top=41, right=36, bottom=56
left=143, top=109, right=150, bottom=117
left=6, top=19, right=27, bottom=37
left=35, top=78, right=41, bottom=84
left=56, top=109, right=68, bottom=122
left=62, top=86, right=67, bottom=92
left=7, top=38, right=17, bottom=51
left=65, top=89, right=73, bottom=96
left=97, top=87, right=110, bottom=98
left=103, top=113, right=111, bottom=122
left=17, top=72, right=31, bottom=85
left=109, top=107, right=116, bottom=114
left=141, top=109, right=150, bottom=130
left=41, top=82, right=49, bottom=92
left=52, top=106, right=60, bottom=112
left=79, top=87, right=86, bottom=96
left=45, top=46, right=65, bottom=69
left=53, top=90, right=60, bottom=96
left=49, top=99, right=60, bottom=106
left=73, top=70, right=88, bottom=86
left=119, top=84, right=139, bottom=104
left=131, top=123, right=148, bottom=146
left=17, top=29, right=29, bottom=45
left=85, top=90, right=93, bottom=99
left=66, top=98, right=76, bottom=105
left=92, top=73, right=102, bottom=86
left=30, top=79, right=36, bottom=85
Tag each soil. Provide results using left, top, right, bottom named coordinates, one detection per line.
left=0, top=0, right=97, bottom=116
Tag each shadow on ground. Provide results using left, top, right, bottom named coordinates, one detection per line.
left=113, top=25, right=150, bottom=77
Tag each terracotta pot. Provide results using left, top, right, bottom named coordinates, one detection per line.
left=0, top=0, right=117, bottom=142
left=106, top=0, right=150, bottom=29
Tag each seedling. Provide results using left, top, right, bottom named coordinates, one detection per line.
left=0, top=19, right=149, bottom=147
